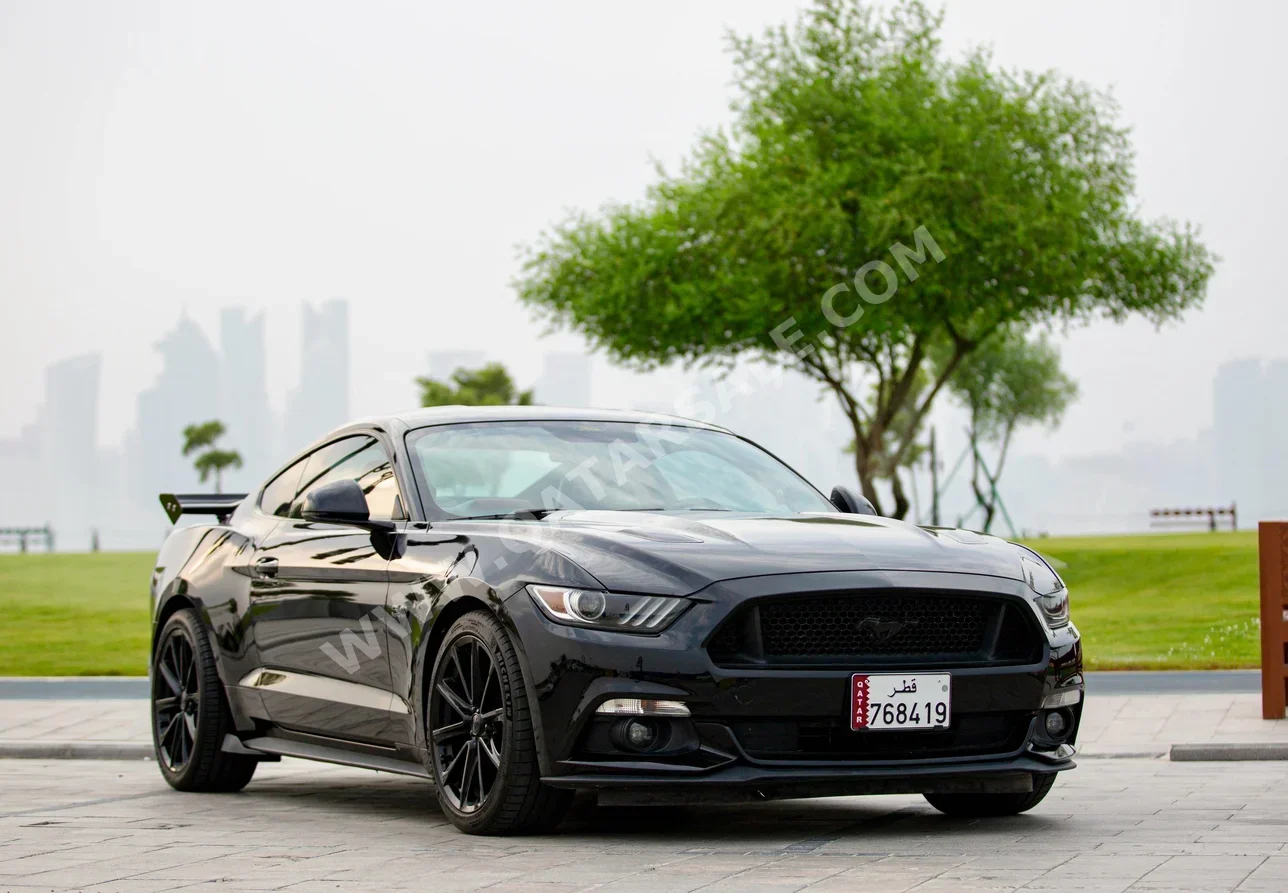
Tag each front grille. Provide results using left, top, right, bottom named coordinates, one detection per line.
left=763, top=595, right=986, bottom=656
left=708, top=591, right=1043, bottom=668
left=733, top=711, right=1033, bottom=761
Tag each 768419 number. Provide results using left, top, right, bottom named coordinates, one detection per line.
left=871, top=700, right=948, bottom=727
left=851, top=673, right=951, bottom=731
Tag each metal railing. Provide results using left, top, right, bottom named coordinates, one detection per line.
left=0, top=525, right=55, bottom=553
left=1149, top=503, right=1238, bottom=532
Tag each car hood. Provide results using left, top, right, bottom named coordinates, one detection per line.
left=527, top=510, right=1028, bottom=596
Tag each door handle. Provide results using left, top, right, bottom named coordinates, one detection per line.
left=254, top=557, right=279, bottom=578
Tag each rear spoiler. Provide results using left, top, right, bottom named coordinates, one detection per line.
left=159, top=493, right=248, bottom=524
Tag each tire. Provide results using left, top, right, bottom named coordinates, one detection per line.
left=923, top=772, right=1057, bottom=817
left=427, top=611, right=572, bottom=835
left=151, top=608, right=258, bottom=793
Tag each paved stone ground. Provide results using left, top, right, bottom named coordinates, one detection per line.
left=6, top=693, right=1288, bottom=756
left=1077, top=695, right=1288, bottom=757
left=1, top=758, right=1286, bottom=892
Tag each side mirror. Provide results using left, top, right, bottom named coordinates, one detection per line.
left=830, top=485, right=878, bottom=516
left=301, top=479, right=396, bottom=531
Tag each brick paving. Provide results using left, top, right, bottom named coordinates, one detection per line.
left=1078, top=694, right=1288, bottom=756
left=0, top=757, right=1286, bottom=892
left=3, top=690, right=1288, bottom=891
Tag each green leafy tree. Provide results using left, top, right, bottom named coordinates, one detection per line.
left=181, top=420, right=243, bottom=493
left=416, top=362, right=534, bottom=408
left=514, top=0, right=1215, bottom=517
left=945, top=328, right=1078, bottom=533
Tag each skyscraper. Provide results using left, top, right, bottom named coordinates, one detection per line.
left=128, top=315, right=220, bottom=512
left=284, top=300, right=350, bottom=449
left=40, top=353, right=103, bottom=534
left=1213, top=358, right=1268, bottom=522
left=534, top=352, right=592, bottom=407
left=218, top=307, right=272, bottom=488
left=0, top=353, right=104, bottom=548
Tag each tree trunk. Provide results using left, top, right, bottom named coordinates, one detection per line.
left=890, top=470, right=911, bottom=521
left=969, top=429, right=990, bottom=532
left=854, top=450, right=885, bottom=516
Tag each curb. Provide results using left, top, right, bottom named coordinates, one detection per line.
left=1170, top=742, right=1288, bottom=761
left=1077, top=750, right=1168, bottom=760
left=0, top=740, right=153, bottom=760
left=0, top=677, right=150, bottom=700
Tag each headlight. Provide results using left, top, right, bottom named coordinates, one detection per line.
left=1021, top=555, right=1069, bottom=628
left=527, top=585, right=689, bottom=633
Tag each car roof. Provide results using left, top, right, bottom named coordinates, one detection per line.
left=345, top=405, right=733, bottom=436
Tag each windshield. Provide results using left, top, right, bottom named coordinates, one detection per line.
left=405, top=420, right=833, bottom=520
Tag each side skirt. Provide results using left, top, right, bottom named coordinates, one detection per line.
left=239, top=733, right=431, bottom=780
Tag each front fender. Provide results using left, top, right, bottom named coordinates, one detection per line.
left=390, top=532, right=603, bottom=775
left=401, top=575, right=563, bottom=774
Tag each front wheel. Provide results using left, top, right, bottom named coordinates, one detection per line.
left=427, top=611, right=572, bottom=835
left=923, top=772, right=1057, bottom=817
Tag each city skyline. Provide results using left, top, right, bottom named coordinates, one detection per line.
left=0, top=300, right=352, bottom=550
left=3, top=1, right=1284, bottom=473
left=7, top=293, right=1288, bottom=548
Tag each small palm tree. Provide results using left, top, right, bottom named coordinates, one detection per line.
left=182, top=420, right=243, bottom=493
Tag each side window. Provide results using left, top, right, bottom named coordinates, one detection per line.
left=259, top=456, right=308, bottom=517
left=291, top=436, right=405, bottom=522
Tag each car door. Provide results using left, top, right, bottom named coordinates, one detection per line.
left=247, top=433, right=407, bottom=743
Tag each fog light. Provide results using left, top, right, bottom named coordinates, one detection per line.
left=624, top=719, right=658, bottom=750
left=1044, top=710, right=1069, bottom=738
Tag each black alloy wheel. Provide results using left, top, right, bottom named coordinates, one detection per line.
left=427, top=612, right=572, bottom=834
left=154, top=627, right=199, bottom=771
left=150, top=608, right=258, bottom=792
left=430, top=633, right=504, bottom=813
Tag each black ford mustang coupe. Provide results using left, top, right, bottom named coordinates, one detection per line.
left=151, top=406, right=1081, bottom=834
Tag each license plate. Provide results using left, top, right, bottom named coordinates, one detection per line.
left=851, top=673, right=951, bottom=731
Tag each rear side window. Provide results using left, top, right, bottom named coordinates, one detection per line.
left=259, top=457, right=308, bottom=517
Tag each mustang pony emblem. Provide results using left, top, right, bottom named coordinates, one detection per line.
left=856, top=616, right=918, bottom=642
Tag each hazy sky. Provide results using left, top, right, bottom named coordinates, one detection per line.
left=1, top=0, right=1283, bottom=461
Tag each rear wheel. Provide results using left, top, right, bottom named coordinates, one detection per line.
left=151, top=608, right=257, bottom=793
left=428, top=611, right=572, bottom=834
left=923, top=772, right=1057, bottom=817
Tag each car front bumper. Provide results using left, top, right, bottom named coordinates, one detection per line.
left=504, top=569, right=1083, bottom=795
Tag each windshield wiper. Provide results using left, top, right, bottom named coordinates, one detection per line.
left=605, top=506, right=737, bottom=513
left=452, top=508, right=559, bottom=521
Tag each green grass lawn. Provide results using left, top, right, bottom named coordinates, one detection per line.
left=0, top=551, right=154, bottom=676
left=1023, top=531, right=1260, bottom=670
left=0, top=531, right=1264, bottom=674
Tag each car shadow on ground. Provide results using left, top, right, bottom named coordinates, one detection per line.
left=218, top=770, right=1065, bottom=842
